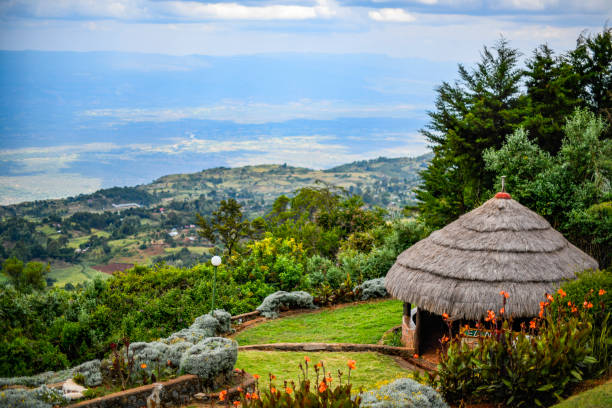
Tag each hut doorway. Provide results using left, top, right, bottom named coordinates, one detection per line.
left=415, top=309, right=447, bottom=357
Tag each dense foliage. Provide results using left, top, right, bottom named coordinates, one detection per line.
left=416, top=29, right=612, bottom=264
left=0, top=186, right=415, bottom=377
left=484, top=109, right=611, bottom=267
left=433, top=271, right=611, bottom=407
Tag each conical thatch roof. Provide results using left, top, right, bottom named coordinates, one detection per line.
left=385, top=195, right=598, bottom=319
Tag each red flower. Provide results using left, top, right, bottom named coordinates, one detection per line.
left=413, top=353, right=419, bottom=359
left=529, top=320, right=536, bottom=329
left=557, top=288, right=567, bottom=297
left=233, top=401, right=240, bottom=407
left=253, top=374, right=260, bottom=380
left=599, top=289, right=607, bottom=296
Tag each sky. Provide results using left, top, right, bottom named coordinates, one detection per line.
left=0, top=1, right=610, bottom=204
left=1, top=1, right=610, bottom=59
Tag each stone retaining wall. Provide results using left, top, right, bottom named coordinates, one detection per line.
left=66, top=375, right=199, bottom=408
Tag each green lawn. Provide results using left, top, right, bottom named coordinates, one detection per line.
left=552, top=379, right=612, bottom=408
left=234, top=300, right=403, bottom=345
left=236, top=351, right=414, bottom=392
left=48, top=264, right=111, bottom=287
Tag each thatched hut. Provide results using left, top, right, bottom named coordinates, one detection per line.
left=385, top=191, right=598, bottom=354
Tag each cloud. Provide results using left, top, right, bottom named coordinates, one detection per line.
left=0, top=0, right=337, bottom=21
left=83, top=100, right=424, bottom=124
left=368, top=8, right=415, bottom=22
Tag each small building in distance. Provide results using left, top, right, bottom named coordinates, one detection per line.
left=112, top=203, right=142, bottom=211
left=385, top=189, right=598, bottom=357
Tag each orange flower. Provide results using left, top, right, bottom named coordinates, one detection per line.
left=599, top=289, right=607, bottom=296
left=245, top=393, right=251, bottom=400
left=568, top=301, right=572, bottom=307
left=325, top=376, right=332, bottom=384
left=219, top=390, right=227, bottom=401
left=233, top=401, right=240, bottom=407
left=167, top=359, right=172, bottom=366
left=270, top=374, right=276, bottom=380
left=499, top=290, right=510, bottom=299
left=237, top=387, right=243, bottom=393
left=318, top=381, right=327, bottom=393
left=442, top=313, right=449, bottom=319
left=347, top=360, right=356, bottom=370
left=253, top=374, right=260, bottom=380
left=441, top=335, right=450, bottom=343
left=235, top=368, right=241, bottom=372
left=557, top=288, right=567, bottom=297
left=485, top=310, right=496, bottom=322
left=140, top=363, right=147, bottom=369
left=529, top=320, right=536, bottom=329
left=413, top=354, right=419, bottom=359
left=316, top=362, right=322, bottom=368
left=270, top=387, right=277, bottom=394
left=499, top=307, right=505, bottom=315
left=584, top=301, right=593, bottom=309
left=304, top=356, right=311, bottom=362
left=571, top=306, right=578, bottom=313
left=546, top=293, right=554, bottom=302
left=252, top=393, right=259, bottom=400
left=285, top=387, right=293, bottom=394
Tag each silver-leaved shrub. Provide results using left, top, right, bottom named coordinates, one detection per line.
left=360, top=378, right=449, bottom=408
left=256, top=291, right=316, bottom=318
left=179, top=337, right=237, bottom=387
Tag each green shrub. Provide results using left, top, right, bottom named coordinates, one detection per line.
left=72, top=372, right=86, bottom=386
left=434, top=295, right=599, bottom=407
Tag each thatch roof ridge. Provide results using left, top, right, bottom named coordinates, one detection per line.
left=385, top=196, right=598, bottom=319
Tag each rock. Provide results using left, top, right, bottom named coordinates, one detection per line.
left=146, top=383, right=163, bottom=408
left=62, top=378, right=86, bottom=394
left=64, top=391, right=85, bottom=400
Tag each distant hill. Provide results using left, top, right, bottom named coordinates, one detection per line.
left=0, top=154, right=431, bottom=219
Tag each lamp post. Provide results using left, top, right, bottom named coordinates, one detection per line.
left=211, top=255, right=222, bottom=312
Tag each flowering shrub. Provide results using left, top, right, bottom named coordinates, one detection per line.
left=360, top=378, right=448, bottom=408
left=233, top=357, right=360, bottom=408
left=433, top=289, right=606, bottom=407
left=179, top=337, right=237, bottom=388
left=0, top=385, right=68, bottom=408
left=257, top=291, right=316, bottom=318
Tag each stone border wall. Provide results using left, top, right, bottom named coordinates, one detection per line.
left=66, top=375, right=199, bottom=408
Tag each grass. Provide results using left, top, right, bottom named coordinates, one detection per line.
left=234, top=299, right=403, bottom=345
left=164, top=246, right=211, bottom=255
left=552, top=379, right=612, bottom=408
left=236, top=351, right=414, bottom=392
left=48, top=264, right=111, bottom=287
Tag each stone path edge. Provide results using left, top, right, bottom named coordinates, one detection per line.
left=238, top=343, right=437, bottom=372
